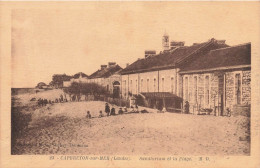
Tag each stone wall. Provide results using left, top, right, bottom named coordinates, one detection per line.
left=242, top=71, right=251, bottom=104
left=225, top=72, right=234, bottom=108
left=181, top=69, right=251, bottom=115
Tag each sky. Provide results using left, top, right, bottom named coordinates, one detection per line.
left=11, top=2, right=260, bottom=88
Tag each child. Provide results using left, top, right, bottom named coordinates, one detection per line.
left=135, top=105, right=139, bottom=113
left=86, top=111, right=92, bottom=119
left=118, top=108, right=123, bottom=115
left=162, top=107, right=167, bottom=113
left=99, top=110, right=103, bottom=118
left=110, top=106, right=116, bottom=115
left=124, top=107, right=128, bottom=113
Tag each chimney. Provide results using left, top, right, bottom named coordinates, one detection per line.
left=108, top=62, right=116, bottom=67
left=170, top=41, right=185, bottom=49
left=126, top=63, right=129, bottom=67
left=145, top=50, right=156, bottom=58
left=209, top=38, right=225, bottom=44
left=216, top=40, right=226, bottom=45
left=101, top=65, right=107, bottom=70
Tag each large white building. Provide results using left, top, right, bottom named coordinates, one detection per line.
left=120, top=36, right=251, bottom=115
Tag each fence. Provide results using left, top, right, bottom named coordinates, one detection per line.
left=83, top=94, right=130, bottom=107
left=103, top=97, right=130, bottom=107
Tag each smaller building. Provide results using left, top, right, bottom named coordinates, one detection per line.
left=89, top=62, right=122, bottom=98
left=63, top=72, right=88, bottom=87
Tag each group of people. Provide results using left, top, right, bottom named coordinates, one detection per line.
left=85, top=103, right=128, bottom=119
left=37, top=94, right=67, bottom=107
left=37, top=98, right=50, bottom=106
left=105, top=103, right=128, bottom=116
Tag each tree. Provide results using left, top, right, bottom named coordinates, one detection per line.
left=36, top=82, right=47, bottom=89
left=63, top=82, right=108, bottom=101
left=52, top=74, right=72, bottom=88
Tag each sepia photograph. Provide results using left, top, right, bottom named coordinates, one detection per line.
left=1, top=1, right=260, bottom=168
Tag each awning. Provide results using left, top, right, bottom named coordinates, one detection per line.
left=139, top=92, right=183, bottom=100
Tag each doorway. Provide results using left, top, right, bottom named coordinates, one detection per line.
left=113, top=81, right=120, bottom=98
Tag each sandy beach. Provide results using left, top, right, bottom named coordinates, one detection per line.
left=11, top=89, right=250, bottom=155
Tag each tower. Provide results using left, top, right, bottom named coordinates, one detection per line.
left=162, top=32, right=169, bottom=51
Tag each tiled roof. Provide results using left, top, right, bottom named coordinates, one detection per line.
left=121, top=39, right=228, bottom=74
left=89, top=65, right=122, bottom=79
left=73, top=72, right=88, bottom=79
left=180, top=43, right=251, bottom=73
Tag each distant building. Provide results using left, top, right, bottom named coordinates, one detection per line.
left=63, top=72, right=88, bottom=87
left=52, top=74, right=72, bottom=88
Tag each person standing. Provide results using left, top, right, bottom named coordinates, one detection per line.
left=105, top=103, right=110, bottom=116
left=86, top=111, right=92, bottom=119
left=184, top=101, right=190, bottom=114
left=60, top=94, right=64, bottom=102
left=118, top=108, right=123, bottom=115
left=110, top=106, right=116, bottom=116
left=99, top=111, right=103, bottom=118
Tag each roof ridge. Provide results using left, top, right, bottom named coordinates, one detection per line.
left=209, top=42, right=251, bottom=52
left=175, top=40, right=212, bottom=64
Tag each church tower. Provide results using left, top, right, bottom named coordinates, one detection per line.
left=162, top=32, right=169, bottom=51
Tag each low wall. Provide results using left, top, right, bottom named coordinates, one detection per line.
left=232, top=105, right=251, bottom=117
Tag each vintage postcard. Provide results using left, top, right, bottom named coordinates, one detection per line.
left=0, top=1, right=260, bottom=168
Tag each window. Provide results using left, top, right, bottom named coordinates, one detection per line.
left=171, top=77, right=174, bottom=93
left=136, top=79, right=138, bottom=94
left=205, top=76, right=209, bottom=105
left=130, top=80, right=132, bottom=93
left=185, top=77, right=188, bottom=101
left=235, top=73, right=241, bottom=104
left=147, top=79, right=149, bottom=92
left=154, top=78, right=156, bottom=92
left=124, top=80, right=126, bottom=97
left=141, top=79, right=143, bottom=92
left=162, top=78, right=165, bottom=92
